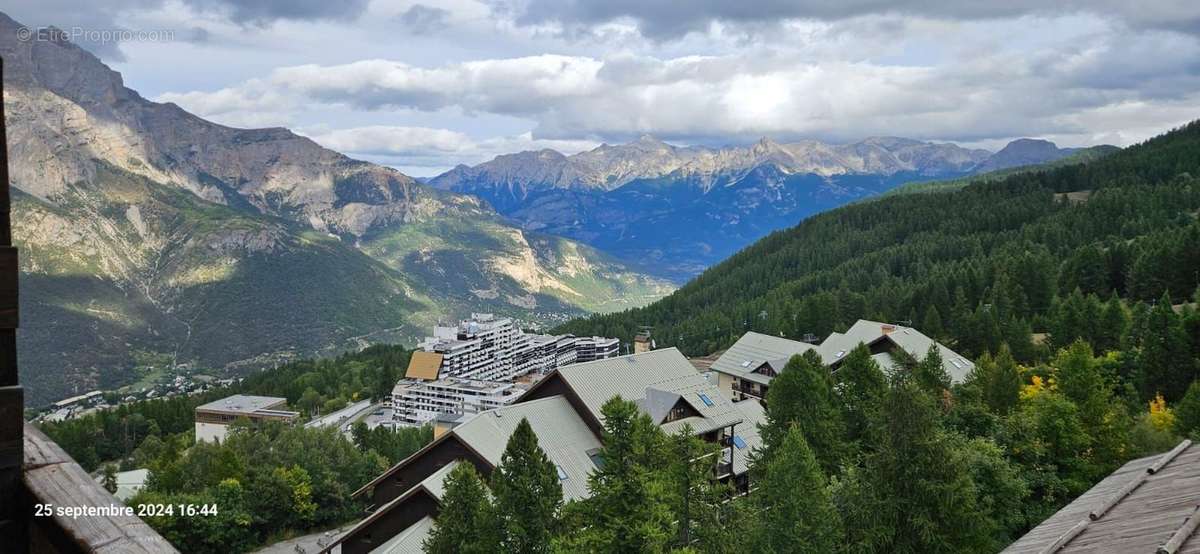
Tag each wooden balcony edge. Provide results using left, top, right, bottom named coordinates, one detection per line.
left=22, top=423, right=179, bottom=553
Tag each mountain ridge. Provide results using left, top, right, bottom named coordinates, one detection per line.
left=429, top=133, right=1086, bottom=280
left=0, top=12, right=672, bottom=405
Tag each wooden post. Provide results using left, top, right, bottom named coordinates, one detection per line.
left=0, top=55, right=28, bottom=552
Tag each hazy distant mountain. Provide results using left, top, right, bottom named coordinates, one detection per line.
left=429, top=134, right=1084, bottom=279
left=0, top=12, right=672, bottom=405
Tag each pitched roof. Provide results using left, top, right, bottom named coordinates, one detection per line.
left=710, top=332, right=816, bottom=385
left=554, top=348, right=744, bottom=436
left=451, top=396, right=600, bottom=501
left=373, top=515, right=435, bottom=554
left=405, top=352, right=443, bottom=380
left=1003, top=440, right=1200, bottom=553
left=729, top=399, right=767, bottom=476
left=820, top=320, right=974, bottom=383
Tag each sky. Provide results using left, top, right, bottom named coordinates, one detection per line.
left=5, top=0, right=1200, bottom=176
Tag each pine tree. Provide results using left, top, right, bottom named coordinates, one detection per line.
left=913, top=345, right=951, bottom=397
left=667, top=427, right=727, bottom=549
left=761, top=351, right=846, bottom=474
left=569, top=397, right=672, bottom=553
left=843, top=377, right=990, bottom=553
left=423, top=463, right=497, bottom=554
left=1139, top=292, right=1195, bottom=400
left=491, top=418, right=563, bottom=553
left=1175, top=381, right=1200, bottom=437
left=974, top=344, right=1021, bottom=416
left=835, top=344, right=887, bottom=446
left=1097, top=292, right=1130, bottom=352
left=752, top=426, right=842, bottom=553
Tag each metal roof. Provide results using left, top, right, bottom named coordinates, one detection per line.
left=819, top=320, right=975, bottom=384
left=372, top=515, right=435, bottom=554
left=729, top=399, right=767, bottom=476
left=1003, top=440, right=1200, bottom=553
left=557, top=348, right=744, bottom=436
left=451, top=395, right=601, bottom=501
left=710, top=332, right=817, bottom=385
left=194, top=394, right=290, bottom=416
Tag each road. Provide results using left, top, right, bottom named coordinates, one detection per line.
left=305, top=399, right=374, bottom=431
left=252, top=525, right=351, bottom=554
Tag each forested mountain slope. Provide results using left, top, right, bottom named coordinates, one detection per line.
left=882, top=145, right=1121, bottom=197
left=558, top=121, right=1200, bottom=368
left=0, top=12, right=670, bottom=406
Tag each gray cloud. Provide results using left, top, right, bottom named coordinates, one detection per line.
left=179, top=0, right=369, bottom=26
left=515, top=0, right=1200, bottom=39
left=397, top=5, right=451, bottom=35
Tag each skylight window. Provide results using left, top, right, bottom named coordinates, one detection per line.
left=732, top=435, right=747, bottom=449
left=698, top=393, right=714, bottom=407
left=951, top=359, right=964, bottom=369
left=556, top=465, right=569, bottom=481
left=741, top=360, right=752, bottom=368
left=836, top=351, right=846, bottom=359
left=587, top=448, right=605, bottom=469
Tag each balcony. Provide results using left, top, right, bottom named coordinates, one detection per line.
left=13, top=423, right=177, bottom=552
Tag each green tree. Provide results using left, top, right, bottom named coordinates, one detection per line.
left=491, top=418, right=563, bottom=553
left=912, top=345, right=951, bottom=398
left=971, top=344, right=1021, bottom=415
left=1175, top=381, right=1200, bottom=437
left=563, top=397, right=672, bottom=553
left=834, top=344, right=887, bottom=446
left=666, top=427, right=729, bottom=549
left=424, top=463, right=497, bottom=554
left=761, top=350, right=846, bottom=474
left=1139, top=292, right=1195, bottom=400
left=752, top=426, right=842, bottom=553
left=842, top=377, right=990, bottom=553
left=102, top=464, right=119, bottom=495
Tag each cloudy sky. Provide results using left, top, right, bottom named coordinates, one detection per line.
left=6, top=0, right=1200, bottom=175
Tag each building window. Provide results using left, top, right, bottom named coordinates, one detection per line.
left=732, top=435, right=747, bottom=449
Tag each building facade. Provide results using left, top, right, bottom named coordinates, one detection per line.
left=391, top=378, right=527, bottom=426
left=193, top=395, right=299, bottom=443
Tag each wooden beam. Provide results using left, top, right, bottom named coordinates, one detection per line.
left=23, top=424, right=179, bottom=553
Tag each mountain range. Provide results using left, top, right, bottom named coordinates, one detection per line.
left=430, top=134, right=1092, bottom=279
left=0, top=13, right=672, bottom=405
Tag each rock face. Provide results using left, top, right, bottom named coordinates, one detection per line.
left=0, top=12, right=672, bottom=406
left=430, top=134, right=1082, bottom=279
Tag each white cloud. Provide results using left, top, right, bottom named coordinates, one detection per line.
left=298, top=126, right=599, bottom=174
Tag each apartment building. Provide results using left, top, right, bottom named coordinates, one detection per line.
left=391, top=378, right=527, bottom=426
left=193, top=394, right=299, bottom=443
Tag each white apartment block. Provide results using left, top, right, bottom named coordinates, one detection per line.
left=396, top=314, right=621, bottom=427
left=392, top=378, right=528, bottom=426
left=416, top=313, right=618, bottom=381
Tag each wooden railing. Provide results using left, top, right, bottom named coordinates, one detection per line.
left=22, top=423, right=178, bottom=553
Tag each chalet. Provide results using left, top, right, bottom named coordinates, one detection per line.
left=322, top=348, right=765, bottom=554
left=711, top=320, right=975, bottom=403
left=1004, top=440, right=1200, bottom=553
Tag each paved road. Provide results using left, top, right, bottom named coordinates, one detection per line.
left=305, top=399, right=373, bottom=430
left=253, top=525, right=351, bottom=554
